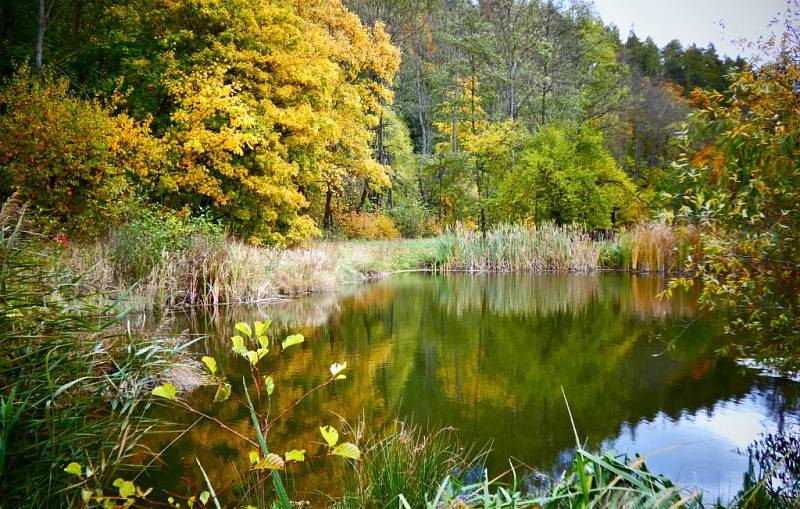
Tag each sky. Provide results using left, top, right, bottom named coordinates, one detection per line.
left=591, top=0, right=787, bottom=58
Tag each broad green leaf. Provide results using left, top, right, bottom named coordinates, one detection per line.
left=335, top=374, right=347, bottom=380
left=201, top=356, right=217, bottom=375
left=330, top=362, right=347, bottom=377
left=235, top=322, right=252, bottom=338
left=263, top=376, right=275, bottom=396
left=256, top=347, right=268, bottom=360
left=151, top=383, right=176, bottom=400
left=231, top=335, right=246, bottom=355
left=187, top=495, right=196, bottom=508
left=257, top=335, right=269, bottom=350
left=248, top=450, right=260, bottom=465
left=245, top=350, right=259, bottom=365
left=65, top=462, right=82, bottom=477
left=331, top=442, right=361, bottom=460
left=320, top=425, right=339, bottom=447
left=281, top=334, right=304, bottom=351
left=254, top=320, right=271, bottom=337
left=199, top=491, right=210, bottom=505
left=213, top=383, right=231, bottom=403
left=254, top=453, right=285, bottom=470
left=285, top=449, right=305, bottom=462
left=113, top=478, right=135, bottom=498
left=81, top=489, right=93, bottom=503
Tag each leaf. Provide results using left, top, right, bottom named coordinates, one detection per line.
left=285, top=449, right=306, bottom=462
left=329, top=362, right=347, bottom=377
left=281, top=334, right=304, bottom=351
left=64, top=462, right=83, bottom=477
left=113, top=478, right=135, bottom=498
left=331, top=442, right=361, bottom=460
left=256, top=347, right=268, bottom=360
left=257, top=335, right=269, bottom=350
left=213, top=383, right=231, bottom=403
left=201, top=356, right=217, bottom=375
left=245, top=350, right=259, bottom=366
left=263, top=376, right=275, bottom=396
left=248, top=450, right=260, bottom=465
left=151, top=383, right=176, bottom=400
left=231, top=335, right=247, bottom=355
left=254, top=453, right=285, bottom=470
left=81, top=489, right=93, bottom=504
left=235, top=322, right=252, bottom=338
left=199, top=491, right=210, bottom=505
left=320, top=425, right=339, bottom=447
left=254, top=320, right=271, bottom=337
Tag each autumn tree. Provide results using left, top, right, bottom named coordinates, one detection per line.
left=93, top=0, right=399, bottom=245
left=0, top=67, right=165, bottom=237
left=667, top=7, right=800, bottom=367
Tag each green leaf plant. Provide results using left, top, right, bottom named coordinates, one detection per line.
left=142, top=321, right=358, bottom=508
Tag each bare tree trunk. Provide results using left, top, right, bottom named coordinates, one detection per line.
left=414, top=50, right=429, bottom=155
left=323, top=187, right=334, bottom=229
left=35, top=0, right=47, bottom=72
left=357, top=181, right=369, bottom=213
left=72, top=0, right=82, bottom=50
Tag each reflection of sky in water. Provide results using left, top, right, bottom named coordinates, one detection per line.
left=604, top=386, right=800, bottom=502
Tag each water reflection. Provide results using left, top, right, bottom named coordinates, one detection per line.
left=145, top=273, right=799, bottom=505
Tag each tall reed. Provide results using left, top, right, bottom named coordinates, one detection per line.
left=438, top=223, right=602, bottom=272
left=0, top=195, right=198, bottom=507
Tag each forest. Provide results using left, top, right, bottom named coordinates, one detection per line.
left=0, top=0, right=798, bottom=508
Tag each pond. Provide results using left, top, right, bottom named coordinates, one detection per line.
left=144, top=273, right=800, bottom=505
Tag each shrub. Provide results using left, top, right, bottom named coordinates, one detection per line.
left=388, top=201, right=438, bottom=238
left=337, top=424, right=473, bottom=509
left=110, top=208, right=224, bottom=283
left=338, top=212, right=400, bottom=240
left=0, top=67, right=166, bottom=238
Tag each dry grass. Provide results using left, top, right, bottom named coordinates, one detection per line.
left=61, top=222, right=697, bottom=311
left=438, top=223, right=602, bottom=272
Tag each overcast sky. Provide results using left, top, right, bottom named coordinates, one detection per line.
left=591, top=0, right=787, bottom=58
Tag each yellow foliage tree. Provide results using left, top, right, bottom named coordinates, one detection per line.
left=110, top=0, right=400, bottom=245
left=0, top=67, right=165, bottom=237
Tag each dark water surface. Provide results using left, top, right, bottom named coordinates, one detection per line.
left=145, top=273, right=800, bottom=504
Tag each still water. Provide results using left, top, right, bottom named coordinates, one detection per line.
left=146, top=273, right=799, bottom=504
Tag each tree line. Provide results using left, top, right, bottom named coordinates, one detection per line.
left=0, top=0, right=748, bottom=242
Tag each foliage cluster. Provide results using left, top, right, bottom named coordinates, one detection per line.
left=666, top=10, right=800, bottom=368
left=110, top=208, right=224, bottom=283
left=0, top=0, right=400, bottom=246
left=337, top=212, right=401, bottom=241
left=0, top=68, right=164, bottom=238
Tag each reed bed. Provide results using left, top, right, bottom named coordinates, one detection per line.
left=63, top=220, right=697, bottom=311
left=437, top=223, right=603, bottom=272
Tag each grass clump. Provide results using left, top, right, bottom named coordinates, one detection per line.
left=336, top=423, right=475, bottom=509
left=0, top=195, right=198, bottom=507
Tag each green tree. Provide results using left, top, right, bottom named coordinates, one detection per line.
left=494, top=124, right=637, bottom=228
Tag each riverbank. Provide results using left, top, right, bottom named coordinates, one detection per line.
left=61, top=222, right=699, bottom=311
